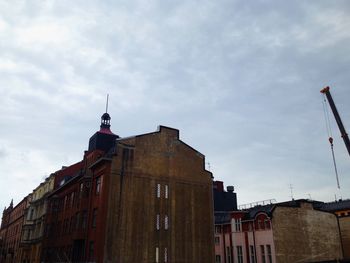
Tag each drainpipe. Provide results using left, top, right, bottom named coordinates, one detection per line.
left=252, top=221, right=257, bottom=263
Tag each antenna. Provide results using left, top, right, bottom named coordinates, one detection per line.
left=206, top=162, right=211, bottom=171
left=289, top=184, right=294, bottom=200
left=106, top=94, right=109, bottom=113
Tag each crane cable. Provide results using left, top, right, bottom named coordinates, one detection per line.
left=322, top=94, right=341, bottom=189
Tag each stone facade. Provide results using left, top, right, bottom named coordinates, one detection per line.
left=316, top=199, right=350, bottom=260
left=273, top=202, right=343, bottom=263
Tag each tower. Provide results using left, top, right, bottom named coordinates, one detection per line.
left=88, top=96, right=119, bottom=152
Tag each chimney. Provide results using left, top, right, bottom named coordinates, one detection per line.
left=226, top=186, right=234, bottom=193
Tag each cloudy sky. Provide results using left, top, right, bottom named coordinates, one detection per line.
left=1, top=0, right=350, bottom=210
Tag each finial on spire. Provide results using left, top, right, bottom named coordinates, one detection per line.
left=100, top=94, right=112, bottom=131
left=106, top=94, right=109, bottom=113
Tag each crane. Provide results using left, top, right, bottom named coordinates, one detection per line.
left=320, top=86, right=350, bottom=156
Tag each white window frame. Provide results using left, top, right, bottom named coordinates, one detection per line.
left=156, top=214, right=160, bottom=230
left=157, top=184, right=161, bottom=198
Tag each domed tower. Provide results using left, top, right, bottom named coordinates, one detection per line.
left=88, top=95, right=119, bottom=152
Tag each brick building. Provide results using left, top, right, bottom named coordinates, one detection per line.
left=39, top=110, right=214, bottom=262
left=103, top=125, right=214, bottom=262
left=0, top=197, right=28, bottom=263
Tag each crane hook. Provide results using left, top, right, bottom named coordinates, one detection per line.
left=329, top=137, right=334, bottom=146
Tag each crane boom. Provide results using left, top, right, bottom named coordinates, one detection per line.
left=320, top=86, right=350, bottom=156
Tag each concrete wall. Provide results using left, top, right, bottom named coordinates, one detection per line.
left=272, top=203, right=343, bottom=263
left=104, top=126, right=214, bottom=263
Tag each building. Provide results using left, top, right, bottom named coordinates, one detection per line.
left=39, top=110, right=214, bottom=262
left=104, top=125, right=214, bottom=263
left=20, top=174, right=55, bottom=263
left=213, top=181, right=238, bottom=263
left=0, top=197, right=28, bottom=263
left=214, top=196, right=343, bottom=263
left=317, top=199, right=350, bottom=260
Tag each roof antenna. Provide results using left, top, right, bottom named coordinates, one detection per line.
left=206, top=162, right=211, bottom=171
left=289, top=184, right=294, bottom=200
left=106, top=94, right=109, bottom=113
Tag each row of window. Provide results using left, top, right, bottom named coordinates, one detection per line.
left=260, top=244, right=273, bottom=263
left=155, top=247, right=168, bottom=263
left=45, top=209, right=98, bottom=237
left=50, top=178, right=102, bottom=213
left=156, top=214, right=169, bottom=230
left=155, top=184, right=169, bottom=262
left=215, top=244, right=273, bottom=263
left=156, top=184, right=169, bottom=199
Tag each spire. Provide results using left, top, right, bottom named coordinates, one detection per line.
left=106, top=94, right=109, bottom=113
left=99, top=94, right=115, bottom=135
left=10, top=199, right=13, bottom=208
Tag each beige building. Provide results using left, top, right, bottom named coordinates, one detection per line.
left=317, top=199, right=350, bottom=260
left=20, top=174, right=55, bottom=263
left=272, top=201, right=343, bottom=263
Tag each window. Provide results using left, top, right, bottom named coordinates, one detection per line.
left=164, top=247, right=168, bottom=262
left=237, top=246, right=243, bottom=263
left=29, top=209, right=34, bottom=220
left=70, top=216, right=74, bottom=232
left=92, top=208, right=98, bottom=228
left=215, top=255, right=221, bottom=263
left=267, top=245, right=272, bottom=263
left=165, top=184, right=168, bottom=199
left=264, top=219, right=271, bottom=229
left=76, top=212, right=80, bottom=230
left=164, top=215, right=169, bottom=230
left=70, top=192, right=75, bottom=207
left=96, top=177, right=101, bottom=194
left=64, top=195, right=68, bottom=210
left=156, top=184, right=161, bottom=198
left=155, top=247, right=159, bottom=263
left=156, top=214, right=160, bottom=230
left=215, top=236, right=220, bottom=244
left=64, top=219, right=69, bottom=234
left=226, top=246, right=232, bottom=263
left=258, top=220, right=264, bottom=229
left=89, top=241, right=94, bottom=261
left=80, top=183, right=84, bottom=198
left=248, top=223, right=253, bottom=231
left=82, top=210, right=87, bottom=229
left=215, top=226, right=221, bottom=234
left=235, top=218, right=241, bottom=232
left=250, top=245, right=256, bottom=263
left=261, top=245, right=266, bottom=263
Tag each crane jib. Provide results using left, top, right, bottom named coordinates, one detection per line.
left=321, top=86, right=350, bottom=157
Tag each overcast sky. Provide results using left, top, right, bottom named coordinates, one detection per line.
left=1, top=0, right=350, bottom=210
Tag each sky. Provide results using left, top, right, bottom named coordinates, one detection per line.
left=1, top=0, right=350, bottom=211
